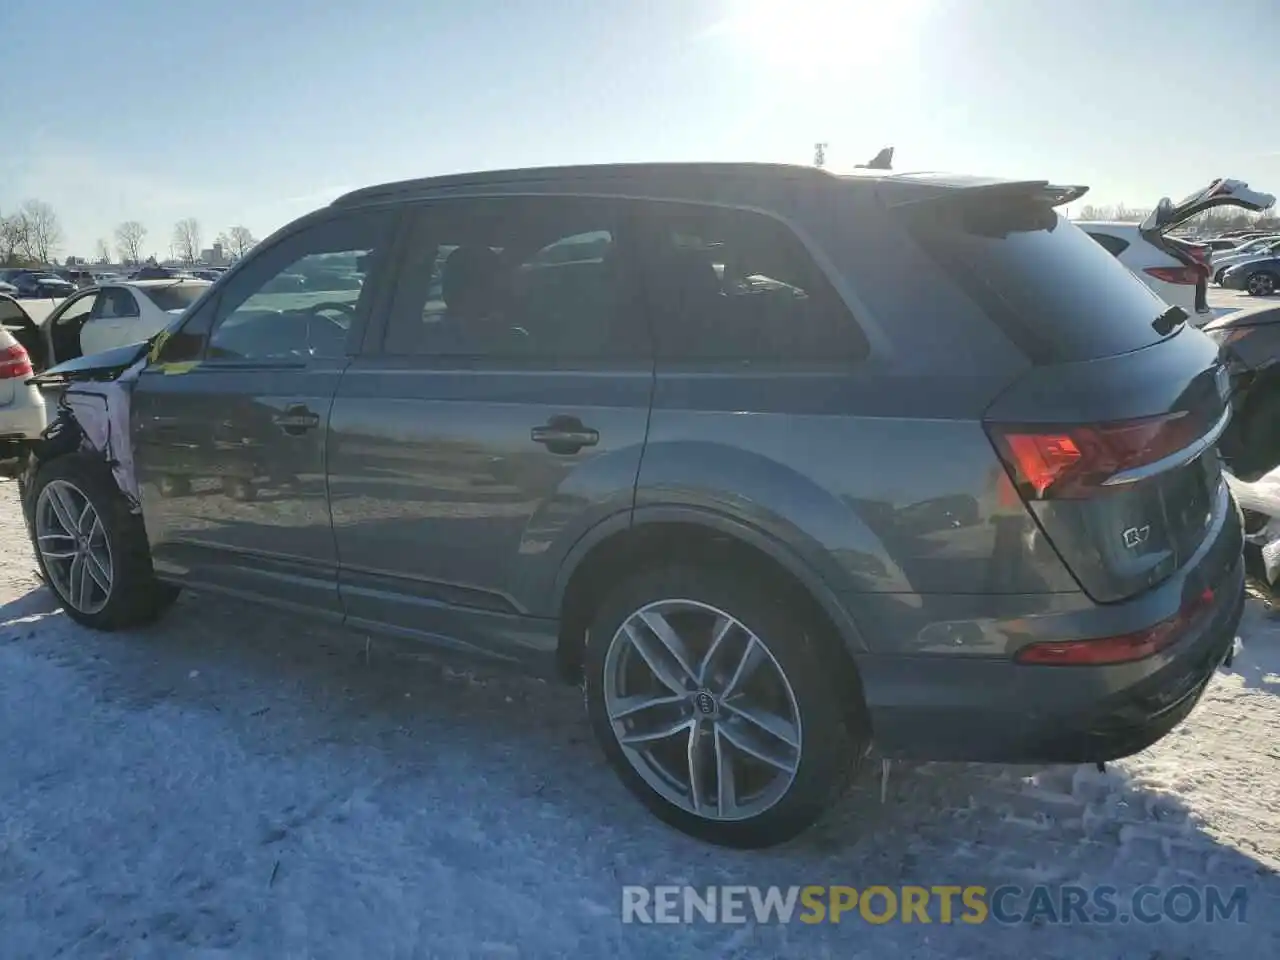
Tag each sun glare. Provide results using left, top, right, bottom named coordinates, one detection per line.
left=711, top=0, right=930, bottom=80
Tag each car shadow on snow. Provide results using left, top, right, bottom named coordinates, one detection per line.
left=1, top=583, right=1277, bottom=956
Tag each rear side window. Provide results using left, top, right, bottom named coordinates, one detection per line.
left=1086, top=232, right=1130, bottom=258
left=146, top=285, right=207, bottom=313
left=903, top=196, right=1174, bottom=363
left=637, top=203, right=867, bottom=364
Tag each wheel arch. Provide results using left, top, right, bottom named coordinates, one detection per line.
left=553, top=507, right=872, bottom=722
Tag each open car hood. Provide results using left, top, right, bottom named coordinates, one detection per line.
left=1140, top=179, right=1275, bottom=235
left=26, top=341, right=151, bottom=387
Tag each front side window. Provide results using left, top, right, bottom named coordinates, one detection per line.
left=383, top=197, right=648, bottom=361
left=636, top=202, right=868, bottom=364
left=206, top=211, right=389, bottom=362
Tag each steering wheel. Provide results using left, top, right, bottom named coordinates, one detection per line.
left=303, top=301, right=355, bottom=355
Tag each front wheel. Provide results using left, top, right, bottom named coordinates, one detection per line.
left=1246, top=271, right=1278, bottom=297
left=584, top=564, right=864, bottom=847
left=29, top=454, right=178, bottom=630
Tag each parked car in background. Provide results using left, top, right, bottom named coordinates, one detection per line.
left=127, top=264, right=185, bottom=281
left=15, top=163, right=1249, bottom=848
left=1201, top=237, right=1243, bottom=252
left=0, top=269, right=76, bottom=299
left=0, top=280, right=17, bottom=296
left=56, top=268, right=97, bottom=289
left=36, top=279, right=211, bottom=367
left=1210, top=237, right=1280, bottom=284
left=0, top=295, right=47, bottom=455
left=1077, top=179, right=1274, bottom=324
left=1221, top=254, right=1280, bottom=297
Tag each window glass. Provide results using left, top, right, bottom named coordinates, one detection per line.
left=145, top=284, right=208, bottom=314
left=384, top=198, right=647, bottom=360
left=94, top=288, right=140, bottom=319
left=1086, top=232, right=1130, bottom=258
left=56, top=293, right=97, bottom=325
left=207, top=212, right=388, bottom=361
left=637, top=203, right=867, bottom=364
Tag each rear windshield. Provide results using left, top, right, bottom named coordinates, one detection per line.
left=145, top=285, right=207, bottom=313
left=902, top=194, right=1176, bottom=363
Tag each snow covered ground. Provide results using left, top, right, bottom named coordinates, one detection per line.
left=0, top=484, right=1277, bottom=959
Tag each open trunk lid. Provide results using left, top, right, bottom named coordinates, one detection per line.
left=896, top=179, right=1233, bottom=603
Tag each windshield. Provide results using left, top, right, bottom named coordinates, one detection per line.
left=144, top=285, right=208, bottom=312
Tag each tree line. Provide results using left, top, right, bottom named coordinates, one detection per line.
left=1075, top=202, right=1280, bottom=233
left=0, top=198, right=258, bottom=267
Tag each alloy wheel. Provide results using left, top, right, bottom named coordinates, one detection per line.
left=602, top=599, right=802, bottom=822
left=1247, top=273, right=1276, bottom=296
left=35, top=479, right=113, bottom=614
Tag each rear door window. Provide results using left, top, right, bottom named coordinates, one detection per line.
left=635, top=202, right=868, bottom=365
left=903, top=195, right=1176, bottom=363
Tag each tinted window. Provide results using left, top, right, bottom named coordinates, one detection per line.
left=384, top=197, right=647, bottom=361
left=903, top=196, right=1174, bottom=363
left=207, top=212, right=389, bottom=361
left=145, top=284, right=208, bottom=313
left=637, top=203, right=867, bottom=364
left=1087, top=232, right=1130, bottom=257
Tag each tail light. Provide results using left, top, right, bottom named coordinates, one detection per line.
left=1015, top=587, right=1215, bottom=665
left=1144, top=265, right=1205, bottom=285
left=0, top=343, right=32, bottom=380
left=987, top=411, right=1211, bottom=500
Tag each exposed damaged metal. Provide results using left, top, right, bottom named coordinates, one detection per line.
left=16, top=351, right=150, bottom=516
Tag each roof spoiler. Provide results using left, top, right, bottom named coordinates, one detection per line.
left=883, top=179, right=1089, bottom=210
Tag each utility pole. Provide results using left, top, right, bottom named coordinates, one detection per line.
left=813, top=142, right=828, bottom=168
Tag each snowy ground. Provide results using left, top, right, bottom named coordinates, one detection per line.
left=0, top=485, right=1277, bottom=959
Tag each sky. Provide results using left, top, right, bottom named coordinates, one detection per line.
left=2, top=0, right=1278, bottom=260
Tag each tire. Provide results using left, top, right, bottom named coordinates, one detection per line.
left=1246, top=271, right=1277, bottom=297
left=1213, top=269, right=1225, bottom=286
left=584, top=563, right=864, bottom=848
left=28, top=453, right=179, bottom=630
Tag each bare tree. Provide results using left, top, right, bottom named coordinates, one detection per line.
left=0, top=214, right=29, bottom=264
left=224, top=225, right=257, bottom=259
left=115, top=221, right=147, bottom=264
left=94, top=238, right=111, bottom=264
left=173, top=218, right=201, bottom=263
left=18, top=199, right=62, bottom=263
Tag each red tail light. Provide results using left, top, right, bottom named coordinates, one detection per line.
left=0, top=343, right=32, bottom=380
left=1015, top=587, right=1216, bottom=665
left=988, top=411, right=1209, bottom=499
left=1144, top=265, right=1204, bottom=285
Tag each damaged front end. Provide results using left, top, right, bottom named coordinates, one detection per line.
left=8, top=341, right=153, bottom=522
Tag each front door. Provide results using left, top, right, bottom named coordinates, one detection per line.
left=327, top=195, right=654, bottom=659
left=132, top=209, right=396, bottom=617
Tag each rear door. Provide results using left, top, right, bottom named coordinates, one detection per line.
left=132, top=208, right=396, bottom=617
left=79, top=286, right=142, bottom=355
left=328, top=194, right=653, bottom=659
left=899, top=188, right=1233, bottom=603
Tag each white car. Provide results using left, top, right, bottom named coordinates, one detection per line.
left=1076, top=178, right=1274, bottom=325
left=39, top=279, right=211, bottom=367
left=0, top=296, right=47, bottom=448
left=1209, top=236, right=1280, bottom=284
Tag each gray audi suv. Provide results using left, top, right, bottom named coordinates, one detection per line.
left=19, top=163, right=1245, bottom=847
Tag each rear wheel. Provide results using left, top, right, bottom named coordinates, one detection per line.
left=1246, top=271, right=1277, bottom=296
left=584, top=564, right=863, bottom=848
left=30, top=454, right=178, bottom=630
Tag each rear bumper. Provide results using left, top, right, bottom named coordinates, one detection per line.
left=856, top=555, right=1245, bottom=764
